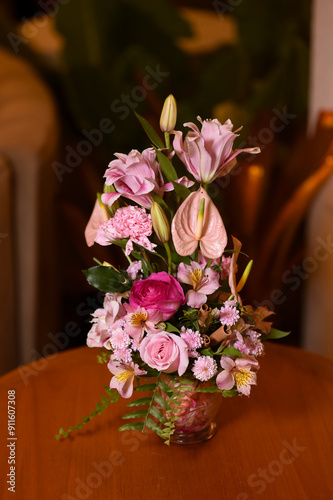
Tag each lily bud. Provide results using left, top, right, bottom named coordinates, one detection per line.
left=160, top=94, right=177, bottom=132
left=151, top=202, right=170, bottom=243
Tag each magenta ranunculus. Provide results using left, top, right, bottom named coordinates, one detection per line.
left=129, top=271, right=185, bottom=321
left=173, top=117, right=260, bottom=184
left=139, top=332, right=189, bottom=375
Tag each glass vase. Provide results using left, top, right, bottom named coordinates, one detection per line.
left=159, top=377, right=222, bottom=445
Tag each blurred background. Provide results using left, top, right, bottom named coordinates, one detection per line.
left=1, top=0, right=333, bottom=375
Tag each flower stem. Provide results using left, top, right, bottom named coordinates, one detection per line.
left=124, top=252, right=132, bottom=264
left=164, top=132, right=171, bottom=153
left=142, top=250, right=153, bottom=274
left=164, top=241, right=172, bottom=274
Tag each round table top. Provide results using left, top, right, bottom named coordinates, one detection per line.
left=0, top=342, right=332, bottom=500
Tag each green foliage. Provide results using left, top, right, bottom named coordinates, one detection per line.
left=171, top=180, right=191, bottom=201
left=264, top=328, right=291, bottom=340
left=155, top=150, right=178, bottom=183
left=222, top=390, right=239, bottom=398
left=55, top=387, right=119, bottom=440
left=119, top=376, right=169, bottom=440
left=217, top=346, right=244, bottom=357
left=96, top=351, right=111, bottom=364
left=159, top=376, right=196, bottom=445
left=83, top=265, right=132, bottom=293
left=134, top=111, right=164, bottom=149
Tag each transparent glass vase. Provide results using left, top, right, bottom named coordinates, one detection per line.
left=159, top=377, right=222, bottom=445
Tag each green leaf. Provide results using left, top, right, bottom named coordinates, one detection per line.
left=153, top=392, right=170, bottom=411
left=195, top=386, right=223, bottom=393
left=164, top=322, right=180, bottom=333
left=220, top=346, right=244, bottom=357
left=134, top=383, right=157, bottom=392
left=122, top=409, right=148, bottom=420
left=83, top=265, right=131, bottom=293
left=150, top=191, right=171, bottom=215
left=134, top=111, right=164, bottom=148
left=222, top=390, right=239, bottom=398
left=119, top=422, right=145, bottom=432
left=264, top=328, right=291, bottom=340
left=172, top=180, right=191, bottom=200
left=149, top=405, right=165, bottom=422
left=126, top=397, right=152, bottom=407
left=200, top=347, right=215, bottom=358
left=145, top=417, right=162, bottom=435
left=155, top=149, right=178, bottom=182
left=157, top=378, right=173, bottom=396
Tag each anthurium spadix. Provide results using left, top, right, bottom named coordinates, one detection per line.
left=171, top=187, right=227, bottom=258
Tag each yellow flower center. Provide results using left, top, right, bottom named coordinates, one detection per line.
left=234, top=369, right=253, bottom=388
left=116, top=370, right=132, bottom=383
left=190, top=268, right=202, bottom=290
left=130, top=312, right=148, bottom=326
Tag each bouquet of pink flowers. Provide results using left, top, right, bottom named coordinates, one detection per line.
left=56, top=95, right=289, bottom=444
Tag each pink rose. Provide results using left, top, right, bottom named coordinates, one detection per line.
left=140, top=332, right=189, bottom=375
left=129, top=271, right=185, bottom=321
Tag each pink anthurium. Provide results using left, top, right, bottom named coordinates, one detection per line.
left=171, top=187, right=227, bottom=259
left=84, top=198, right=110, bottom=247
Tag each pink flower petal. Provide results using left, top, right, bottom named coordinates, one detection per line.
left=172, top=187, right=228, bottom=259
left=216, top=370, right=234, bottom=391
left=186, top=289, right=207, bottom=308
left=84, top=199, right=110, bottom=247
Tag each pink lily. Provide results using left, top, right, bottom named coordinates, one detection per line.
left=177, top=261, right=220, bottom=308
left=173, top=117, right=260, bottom=184
left=108, top=359, right=146, bottom=398
left=171, top=187, right=228, bottom=259
left=216, top=356, right=259, bottom=396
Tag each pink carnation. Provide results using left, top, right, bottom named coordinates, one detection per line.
left=95, top=205, right=156, bottom=256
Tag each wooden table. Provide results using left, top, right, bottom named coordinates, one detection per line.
left=0, top=342, right=332, bottom=500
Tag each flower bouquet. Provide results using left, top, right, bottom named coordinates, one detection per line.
left=56, top=95, right=289, bottom=445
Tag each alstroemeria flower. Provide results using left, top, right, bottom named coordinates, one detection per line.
left=173, top=117, right=260, bottom=184
left=216, top=356, right=259, bottom=396
left=171, top=187, right=228, bottom=259
left=108, top=360, right=146, bottom=398
left=86, top=293, right=126, bottom=348
left=177, top=261, right=220, bottom=308
left=123, top=304, right=163, bottom=343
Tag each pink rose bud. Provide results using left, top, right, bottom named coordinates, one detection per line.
left=160, top=94, right=177, bottom=133
left=150, top=201, right=170, bottom=243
